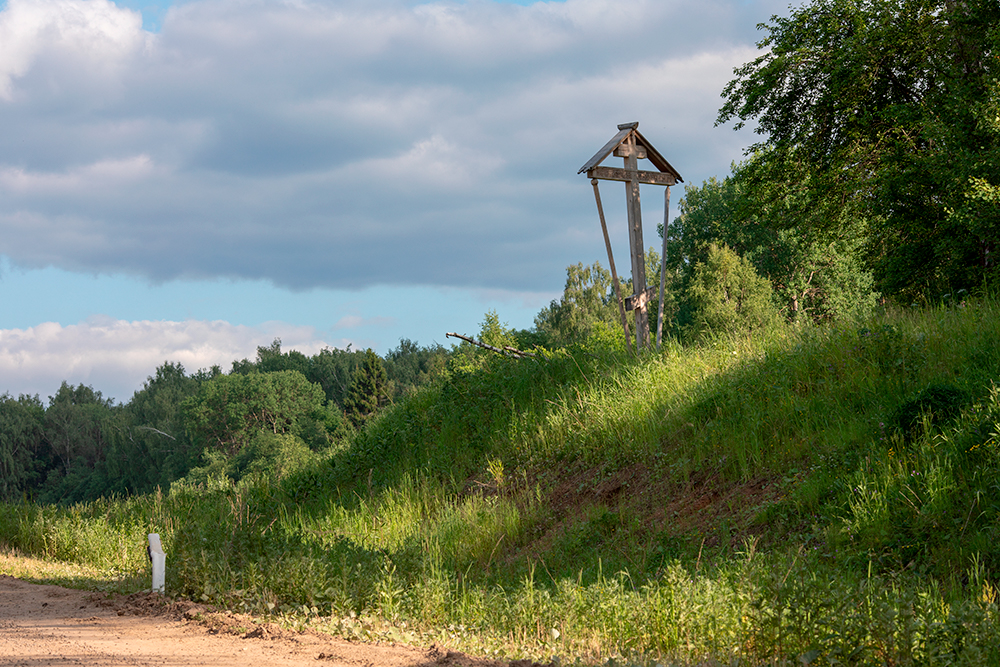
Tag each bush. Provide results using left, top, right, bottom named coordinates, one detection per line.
left=229, top=432, right=319, bottom=481
left=685, top=243, right=781, bottom=341
left=890, top=383, right=972, bottom=442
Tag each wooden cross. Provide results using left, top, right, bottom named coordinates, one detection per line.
left=578, top=122, right=683, bottom=352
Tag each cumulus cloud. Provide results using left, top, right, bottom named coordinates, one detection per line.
left=0, top=0, right=148, bottom=100
left=0, top=317, right=344, bottom=402
left=0, top=0, right=789, bottom=292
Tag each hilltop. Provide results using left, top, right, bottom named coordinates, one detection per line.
left=4, top=295, right=1000, bottom=665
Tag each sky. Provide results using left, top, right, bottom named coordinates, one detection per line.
left=0, top=0, right=797, bottom=403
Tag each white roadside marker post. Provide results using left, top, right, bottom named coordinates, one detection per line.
left=148, top=533, right=165, bottom=594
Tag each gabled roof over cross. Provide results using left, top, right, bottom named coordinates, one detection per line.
left=578, top=122, right=683, bottom=186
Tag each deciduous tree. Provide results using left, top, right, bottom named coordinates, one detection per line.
left=686, top=244, right=781, bottom=340
left=0, top=394, right=44, bottom=500
left=718, top=0, right=1000, bottom=299
left=184, top=370, right=325, bottom=456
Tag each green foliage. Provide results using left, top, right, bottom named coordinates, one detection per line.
left=4, top=296, right=1000, bottom=663
left=383, top=339, right=449, bottom=401
left=684, top=243, right=781, bottom=340
left=343, top=349, right=392, bottom=430
left=843, top=383, right=1000, bottom=575
left=448, top=310, right=522, bottom=374
left=100, top=362, right=202, bottom=496
left=718, top=0, right=1000, bottom=300
left=667, top=165, right=879, bottom=324
left=478, top=310, right=517, bottom=350
left=534, top=262, right=619, bottom=346
left=184, top=370, right=326, bottom=456
left=37, top=383, right=115, bottom=504
left=234, top=339, right=444, bottom=409
left=232, top=339, right=367, bottom=408
left=889, top=383, right=972, bottom=442
left=228, top=433, right=320, bottom=482
left=0, top=394, right=45, bottom=501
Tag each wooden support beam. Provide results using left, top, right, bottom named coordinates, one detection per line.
left=614, top=146, right=647, bottom=160
left=656, top=185, right=671, bottom=351
left=622, top=135, right=650, bottom=350
left=591, top=179, right=634, bottom=353
left=624, top=286, right=656, bottom=312
left=586, top=166, right=677, bottom=186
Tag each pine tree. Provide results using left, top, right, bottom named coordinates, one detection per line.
left=343, top=349, right=391, bottom=429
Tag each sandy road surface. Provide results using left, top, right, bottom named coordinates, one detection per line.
left=0, top=575, right=499, bottom=667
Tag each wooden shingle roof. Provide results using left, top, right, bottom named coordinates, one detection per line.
left=578, top=122, right=683, bottom=185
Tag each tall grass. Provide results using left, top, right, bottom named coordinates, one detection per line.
left=3, top=296, right=1000, bottom=664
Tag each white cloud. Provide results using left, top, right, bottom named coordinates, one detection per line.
left=0, top=0, right=792, bottom=294
left=0, top=317, right=344, bottom=402
left=0, top=0, right=147, bottom=100
left=0, top=154, right=154, bottom=192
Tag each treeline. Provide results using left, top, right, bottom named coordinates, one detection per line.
left=0, top=340, right=447, bottom=505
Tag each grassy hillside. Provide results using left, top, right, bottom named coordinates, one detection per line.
left=3, top=297, right=1000, bottom=665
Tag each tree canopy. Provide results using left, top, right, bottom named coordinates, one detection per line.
left=718, top=0, right=1000, bottom=299
left=666, top=164, right=879, bottom=324
left=184, top=370, right=326, bottom=456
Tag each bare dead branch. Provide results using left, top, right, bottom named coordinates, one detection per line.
left=445, top=332, right=537, bottom=359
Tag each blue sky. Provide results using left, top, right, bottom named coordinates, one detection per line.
left=0, top=0, right=794, bottom=402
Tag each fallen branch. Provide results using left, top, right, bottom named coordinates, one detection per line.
left=135, top=426, right=177, bottom=440
left=445, top=332, right=537, bottom=359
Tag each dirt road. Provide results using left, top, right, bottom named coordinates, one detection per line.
left=0, top=575, right=500, bottom=667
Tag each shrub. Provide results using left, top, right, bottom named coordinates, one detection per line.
left=685, top=243, right=781, bottom=341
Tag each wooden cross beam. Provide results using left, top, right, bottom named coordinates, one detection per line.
left=585, top=166, right=677, bottom=187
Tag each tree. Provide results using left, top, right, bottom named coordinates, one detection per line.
left=36, top=383, right=115, bottom=503
left=343, top=349, right=392, bottom=429
left=232, top=338, right=310, bottom=377
left=101, top=362, right=202, bottom=495
left=183, top=370, right=326, bottom=456
left=718, top=0, right=1000, bottom=300
left=306, top=346, right=367, bottom=407
left=685, top=244, right=781, bottom=340
left=666, top=165, right=879, bottom=323
left=0, top=394, right=45, bottom=500
left=384, top=338, right=449, bottom=400
left=42, top=383, right=113, bottom=475
left=534, top=262, right=619, bottom=346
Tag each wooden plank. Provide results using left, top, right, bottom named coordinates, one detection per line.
left=577, top=126, right=635, bottom=174
left=622, top=135, right=649, bottom=350
left=614, top=145, right=647, bottom=159
left=633, top=128, right=684, bottom=182
left=624, top=287, right=656, bottom=312
left=587, top=166, right=676, bottom=186
left=656, top=185, right=671, bottom=350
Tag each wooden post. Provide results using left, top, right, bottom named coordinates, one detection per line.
left=592, top=179, right=634, bottom=353
left=656, top=185, right=671, bottom=350
left=148, top=534, right=165, bottom=594
left=617, top=134, right=649, bottom=349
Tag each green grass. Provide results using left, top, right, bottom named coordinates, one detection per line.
left=3, top=297, right=1000, bottom=664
